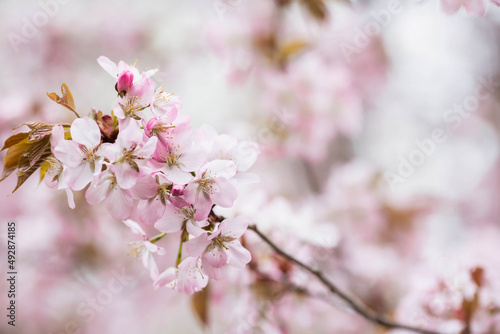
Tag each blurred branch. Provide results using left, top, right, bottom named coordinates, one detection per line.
left=301, top=160, right=321, bottom=193
left=247, top=224, right=448, bottom=334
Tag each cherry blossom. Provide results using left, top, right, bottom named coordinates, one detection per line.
left=100, top=120, right=157, bottom=189
left=123, top=219, right=166, bottom=280
left=154, top=257, right=208, bottom=294
left=185, top=216, right=251, bottom=280
left=51, top=118, right=104, bottom=191
left=85, top=165, right=135, bottom=220
left=184, top=160, right=238, bottom=221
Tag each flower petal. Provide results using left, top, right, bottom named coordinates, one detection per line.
left=97, top=56, right=118, bottom=77
left=114, top=162, right=139, bottom=189
left=203, top=244, right=227, bottom=268
left=154, top=202, right=185, bottom=233
left=71, top=117, right=101, bottom=148
left=53, top=140, right=83, bottom=168
left=67, top=163, right=94, bottom=191
left=138, top=198, right=166, bottom=225
left=219, top=215, right=250, bottom=239
left=85, top=176, right=110, bottom=205
left=185, top=234, right=211, bottom=258
left=154, top=267, right=177, bottom=289
left=105, top=188, right=134, bottom=220
left=123, top=219, right=147, bottom=236
left=227, top=240, right=252, bottom=268
left=211, top=178, right=237, bottom=208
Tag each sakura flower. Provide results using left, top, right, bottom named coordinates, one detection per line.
left=184, top=160, right=238, bottom=221
left=100, top=120, right=157, bottom=189
left=143, top=114, right=191, bottom=149
left=154, top=204, right=208, bottom=236
left=51, top=118, right=104, bottom=191
left=135, top=173, right=187, bottom=225
left=98, top=56, right=157, bottom=122
left=154, top=257, right=208, bottom=294
left=97, top=56, right=157, bottom=84
left=185, top=215, right=251, bottom=280
left=85, top=165, right=135, bottom=220
left=196, top=125, right=259, bottom=184
left=148, top=128, right=206, bottom=185
left=42, top=155, right=75, bottom=209
left=114, top=73, right=156, bottom=121
left=123, top=219, right=165, bottom=280
left=150, top=84, right=182, bottom=118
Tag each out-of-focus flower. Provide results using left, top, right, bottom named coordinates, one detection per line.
left=154, top=257, right=208, bottom=294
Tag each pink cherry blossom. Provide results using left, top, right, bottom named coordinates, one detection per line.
left=97, top=56, right=157, bottom=83
left=123, top=219, right=166, bottom=280
left=150, top=84, right=182, bottom=118
left=100, top=120, right=157, bottom=189
left=85, top=165, right=135, bottom=220
left=51, top=118, right=104, bottom=191
left=185, top=215, right=251, bottom=279
left=114, top=73, right=156, bottom=121
left=148, top=128, right=206, bottom=185
left=154, top=257, right=208, bottom=294
left=135, top=173, right=179, bottom=225
left=184, top=160, right=238, bottom=221
left=154, top=204, right=208, bottom=236
left=196, top=125, right=259, bottom=184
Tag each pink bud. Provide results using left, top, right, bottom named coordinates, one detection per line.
left=171, top=185, right=184, bottom=196
left=116, top=70, right=134, bottom=95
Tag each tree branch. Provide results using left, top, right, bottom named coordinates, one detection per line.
left=247, top=224, right=449, bottom=334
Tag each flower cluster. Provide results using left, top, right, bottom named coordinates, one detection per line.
left=32, top=57, right=259, bottom=294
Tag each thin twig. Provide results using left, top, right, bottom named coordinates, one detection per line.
left=247, top=224, right=449, bottom=334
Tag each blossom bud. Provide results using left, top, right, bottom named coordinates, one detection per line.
left=171, top=185, right=184, bottom=196
left=116, top=70, right=134, bottom=96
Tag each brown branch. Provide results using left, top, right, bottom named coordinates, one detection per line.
left=247, top=224, right=450, bottom=334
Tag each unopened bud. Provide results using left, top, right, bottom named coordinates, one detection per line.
left=171, top=184, right=184, bottom=196
left=116, top=70, right=134, bottom=96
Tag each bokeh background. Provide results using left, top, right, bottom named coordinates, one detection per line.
left=1, top=0, right=500, bottom=333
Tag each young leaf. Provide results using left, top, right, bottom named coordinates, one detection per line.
left=1, top=132, right=29, bottom=151
left=28, top=136, right=51, bottom=168
left=14, top=141, right=52, bottom=192
left=0, top=139, right=31, bottom=182
left=47, top=83, right=80, bottom=117
left=39, top=160, right=50, bottom=183
left=61, top=82, right=75, bottom=111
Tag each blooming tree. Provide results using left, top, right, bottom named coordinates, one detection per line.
left=2, top=1, right=500, bottom=333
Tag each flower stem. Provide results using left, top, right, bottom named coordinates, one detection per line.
left=149, top=232, right=166, bottom=244
left=176, top=229, right=189, bottom=267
